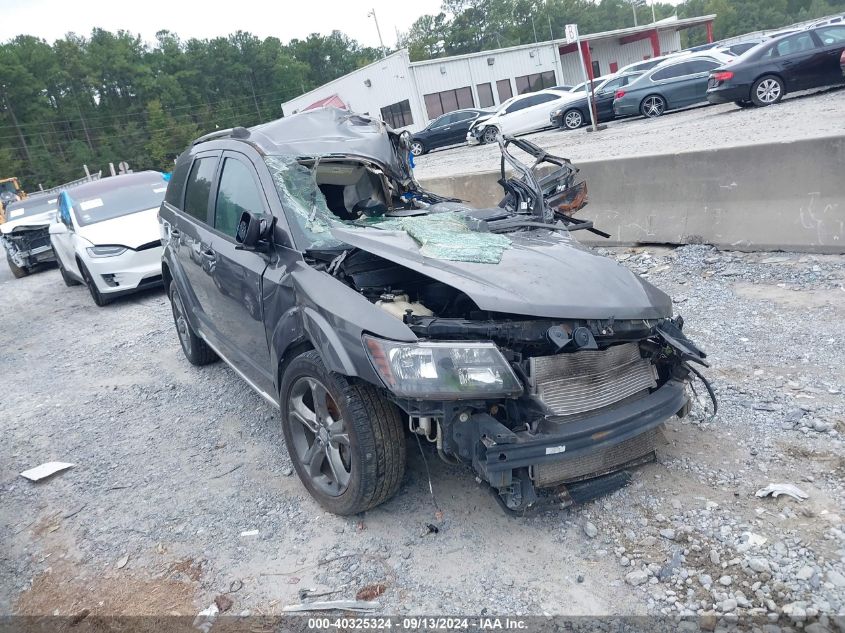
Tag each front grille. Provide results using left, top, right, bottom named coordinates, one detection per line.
left=528, top=343, right=656, bottom=417
left=533, top=429, right=658, bottom=487
left=9, top=227, right=50, bottom=251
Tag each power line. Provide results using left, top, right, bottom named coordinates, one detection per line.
left=0, top=87, right=291, bottom=132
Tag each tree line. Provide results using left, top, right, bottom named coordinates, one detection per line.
left=2, top=0, right=843, bottom=190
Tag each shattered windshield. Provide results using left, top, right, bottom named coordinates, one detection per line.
left=265, top=155, right=346, bottom=249
left=264, top=155, right=511, bottom=263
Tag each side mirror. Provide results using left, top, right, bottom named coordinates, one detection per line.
left=236, top=211, right=273, bottom=251
left=49, top=222, right=67, bottom=235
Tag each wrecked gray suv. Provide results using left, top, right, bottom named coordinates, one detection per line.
left=160, top=107, right=713, bottom=515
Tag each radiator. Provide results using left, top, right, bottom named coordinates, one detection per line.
left=528, top=343, right=656, bottom=418
left=533, top=429, right=658, bottom=487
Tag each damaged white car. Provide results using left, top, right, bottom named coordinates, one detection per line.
left=1, top=194, right=59, bottom=278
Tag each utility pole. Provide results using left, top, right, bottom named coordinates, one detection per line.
left=1, top=86, right=33, bottom=168
left=632, top=3, right=638, bottom=27
left=367, top=8, right=387, bottom=58
left=248, top=72, right=262, bottom=121
left=75, top=97, right=93, bottom=152
left=651, top=0, right=657, bottom=23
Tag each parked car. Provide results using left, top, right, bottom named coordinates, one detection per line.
left=706, top=25, right=845, bottom=108
left=615, top=54, right=681, bottom=75
left=725, top=39, right=765, bottom=56
left=409, top=108, right=490, bottom=156
left=467, top=89, right=586, bottom=144
left=550, top=72, right=644, bottom=129
left=613, top=51, right=735, bottom=118
left=841, top=47, right=845, bottom=76
left=1, top=194, right=58, bottom=278
left=49, top=171, right=167, bottom=305
left=160, top=108, right=711, bottom=515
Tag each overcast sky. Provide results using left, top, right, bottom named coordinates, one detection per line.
left=4, top=0, right=445, bottom=48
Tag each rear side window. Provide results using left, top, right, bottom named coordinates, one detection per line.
left=775, top=32, right=817, bottom=56
left=214, top=158, right=265, bottom=238
left=816, top=26, right=845, bottom=45
left=687, top=59, right=721, bottom=73
left=164, top=158, right=191, bottom=207
left=652, top=62, right=691, bottom=80
left=183, top=157, right=217, bottom=223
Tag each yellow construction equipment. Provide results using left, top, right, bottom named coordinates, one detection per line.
left=0, top=177, right=26, bottom=223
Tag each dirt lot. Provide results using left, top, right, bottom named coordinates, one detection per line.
left=412, top=86, right=845, bottom=180
left=2, top=243, right=844, bottom=626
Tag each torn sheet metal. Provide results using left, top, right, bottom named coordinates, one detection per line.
left=20, top=461, right=74, bottom=481
left=369, top=213, right=511, bottom=264
left=755, top=483, right=809, bottom=501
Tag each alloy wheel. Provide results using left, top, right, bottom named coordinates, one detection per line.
left=755, top=78, right=781, bottom=104
left=482, top=127, right=499, bottom=144
left=410, top=141, right=424, bottom=156
left=170, top=288, right=192, bottom=357
left=642, top=96, right=665, bottom=118
left=287, top=376, right=351, bottom=497
left=564, top=110, right=583, bottom=129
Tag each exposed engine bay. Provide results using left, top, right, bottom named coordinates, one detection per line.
left=275, top=129, right=715, bottom=514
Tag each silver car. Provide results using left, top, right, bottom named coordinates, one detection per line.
left=613, top=52, right=735, bottom=118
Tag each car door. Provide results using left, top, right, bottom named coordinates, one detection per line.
left=771, top=31, right=824, bottom=90
left=424, top=114, right=452, bottom=149
left=681, top=59, right=723, bottom=104
left=171, top=150, right=221, bottom=339
left=448, top=111, right=478, bottom=143
left=204, top=151, right=275, bottom=394
left=594, top=77, right=626, bottom=120
left=499, top=95, right=534, bottom=134
left=813, top=26, right=845, bottom=85
left=51, top=193, right=81, bottom=278
left=524, top=93, right=566, bottom=132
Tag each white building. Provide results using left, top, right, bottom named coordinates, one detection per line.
left=281, top=15, right=716, bottom=133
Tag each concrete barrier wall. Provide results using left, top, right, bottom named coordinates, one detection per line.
left=418, top=135, right=845, bottom=253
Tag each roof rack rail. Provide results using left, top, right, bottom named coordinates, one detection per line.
left=191, top=126, right=251, bottom=146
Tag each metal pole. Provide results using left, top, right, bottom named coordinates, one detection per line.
left=651, top=0, right=657, bottom=23
left=368, top=8, right=387, bottom=58
left=632, top=3, right=638, bottom=27
left=575, top=35, right=597, bottom=132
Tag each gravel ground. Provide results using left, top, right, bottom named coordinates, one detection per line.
left=2, top=245, right=845, bottom=627
left=412, top=85, right=845, bottom=180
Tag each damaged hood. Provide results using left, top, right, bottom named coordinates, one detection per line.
left=75, top=207, right=161, bottom=249
left=332, top=225, right=672, bottom=321
left=0, top=211, right=54, bottom=234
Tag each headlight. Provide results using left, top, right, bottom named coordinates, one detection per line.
left=550, top=108, right=562, bottom=117
left=87, top=245, right=127, bottom=258
left=363, top=336, right=523, bottom=399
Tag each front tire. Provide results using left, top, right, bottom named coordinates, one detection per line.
left=640, top=94, right=666, bottom=118
left=58, top=259, right=81, bottom=286
left=751, top=75, right=784, bottom=107
left=280, top=350, right=406, bottom=515
left=168, top=280, right=217, bottom=366
left=78, top=260, right=112, bottom=306
left=482, top=126, right=499, bottom=144
left=562, top=108, right=584, bottom=130
left=6, top=252, right=28, bottom=279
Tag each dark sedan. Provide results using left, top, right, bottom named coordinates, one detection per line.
left=549, top=72, right=643, bottom=129
left=707, top=25, right=845, bottom=107
left=410, top=108, right=490, bottom=156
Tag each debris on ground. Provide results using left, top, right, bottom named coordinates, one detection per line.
left=20, top=462, right=74, bottom=482
left=355, top=583, right=387, bottom=601
left=282, top=600, right=380, bottom=613
left=213, top=594, right=233, bottom=612
left=115, top=554, right=129, bottom=569
left=755, top=483, right=810, bottom=501
left=192, top=603, right=218, bottom=633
